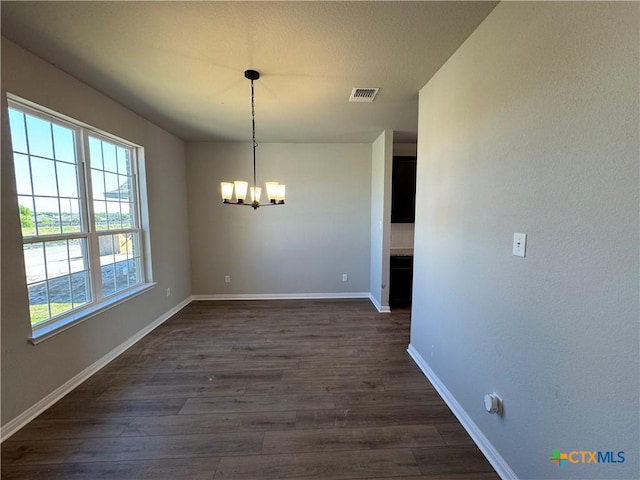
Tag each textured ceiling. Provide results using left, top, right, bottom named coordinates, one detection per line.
left=1, top=1, right=497, bottom=143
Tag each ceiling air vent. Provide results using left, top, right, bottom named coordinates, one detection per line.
left=349, top=87, right=379, bottom=103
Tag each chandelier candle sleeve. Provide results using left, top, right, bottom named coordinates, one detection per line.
left=234, top=181, right=248, bottom=203
left=265, top=182, right=279, bottom=202
left=221, top=182, right=234, bottom=202
left=219, top=69, right=285, bottom=210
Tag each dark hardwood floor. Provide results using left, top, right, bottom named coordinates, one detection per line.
left=1, top=299, right=499, bottom=479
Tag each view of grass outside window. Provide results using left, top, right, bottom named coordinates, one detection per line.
left=8, top=98, right=144, bottom=330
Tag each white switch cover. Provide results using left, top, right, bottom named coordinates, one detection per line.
left=513, top=233, right=527, bottom=257
left=484, top=392, right=503, bottom=416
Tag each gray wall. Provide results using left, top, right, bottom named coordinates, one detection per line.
left=1, top=38, right=192, bottom=426
left=369, top=130, right=392, bottom=309
left=186, top=142, right=371, bottom=295
left=411, top=3, right=639, bottom=479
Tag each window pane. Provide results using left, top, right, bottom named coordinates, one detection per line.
left=31, top=157, right=58, bottom=197
left=45, top=240, right=70, bottom=278
left=70, top=271, right=90, bottom=307
left=104, top=172, right=119, bottom=198
left=107, top=201, right=122, bottom=230
left=18, top=196, right=36, bottom=236
left=34, top=196, right=62, bottom=236
left=52, top=124, right=76, bottom=164
left=94, top=200, right=108, bottom=230
left=69, top=238, right=88, bottom=273
left=130, top=202, right=136, bottom=225
left=24, top=242, right=46, bottom=284
left=89, top=137, right=103, bottom=170
left=66, top=238, right=91, bottom=307
left=91, top=169, right=106, bottom=206
left=102, top=142, right=117, bottom=173
left=8, top=108, right=28, bottom=154
left=57, top=162, right=78, bottom=197
left=47, top=276, right=73, bottom=318
left=98, top=235, right=116, bottom=297
left=116, top=147, right=130, bottom=175
left=25, top=114, right=54, bottom=159
left=117, top=175, right=132, bottom=203
left=127, top=233, right=141, bottom=287
left=13, top=153, right=32, bottom=195
left=61, top=198, right=82, bottom=233
left=99, top=233, right=139, bottom=296
left=92, top=169, right=130, bottom=231
left=101, top=264, right=116, bottom=297
left=28, top=281, right=50, bottom=326
left=114, top=256, right=129, bottom=292
left=122, top=204, right=133, bottom=229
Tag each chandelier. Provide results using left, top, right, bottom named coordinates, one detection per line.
left=220, top=69, right=285, bottom=209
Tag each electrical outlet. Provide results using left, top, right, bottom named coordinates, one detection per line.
left=224, top=275, right=231, bottom=283
left=166, top=288, right=171, bottom=297
left=342, top=273, right=348, bottom=282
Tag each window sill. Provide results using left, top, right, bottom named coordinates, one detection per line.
left=29, top=282, right=157, bottom=345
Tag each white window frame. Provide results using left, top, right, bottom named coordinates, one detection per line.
left=7, top=94, right=154, bottom=343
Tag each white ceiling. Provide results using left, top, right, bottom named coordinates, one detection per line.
left=1, top=1, right=497, bottom=144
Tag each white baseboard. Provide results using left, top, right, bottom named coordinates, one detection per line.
left=368, top=293, right=391, bottom=312
left=193, top=293, right=389, bottom=314
left=407, top=344, right=518, bottom=480
left=192, top=292, right=371, bottom=301
left=0, top=296, right=194, bottom=442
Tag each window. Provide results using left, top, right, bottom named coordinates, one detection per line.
left=7, top=96, right=150, bottom=340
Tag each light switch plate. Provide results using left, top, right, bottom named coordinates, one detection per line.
left=513, top=233, right=527, bottom=257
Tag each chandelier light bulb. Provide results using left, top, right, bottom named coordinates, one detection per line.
left=250, top=186, right=261, bottom=203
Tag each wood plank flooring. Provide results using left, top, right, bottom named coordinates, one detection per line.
left=1, top=299, right=499, bottom=479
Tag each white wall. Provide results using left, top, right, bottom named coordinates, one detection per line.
left=411, top=3, right=639, bottom=478
left=369, top=130, right=393, bottom=310
left=1, top=38, right=192, bottom=426
left=186, top=142, right=371, bottom=296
